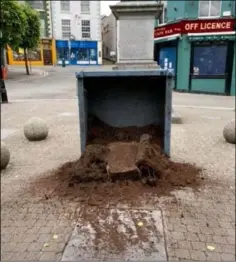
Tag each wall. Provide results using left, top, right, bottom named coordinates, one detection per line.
left=51, top=1, right=101, bottom=42
left=166, top=0, right=185, bottom=21
left=230, top=41, right=236, bottom=95
left=101, top=13, right=117, bottom=60
left=118, top=16, right=154, bottom=63
left=184, top=1, right=199, bottom=19
left=176, top=36, right=191, bottom=91
left=167, top=0, right=234, bottom=21
left=191, top=79, right=225, bottom=94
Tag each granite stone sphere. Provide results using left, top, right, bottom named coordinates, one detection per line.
left=1, top=142, right=10, bottom=170
left=223, top=120, right=235, bottom=144
left=24, top=117, right=48, bottom=141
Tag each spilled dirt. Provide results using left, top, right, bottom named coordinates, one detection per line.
left=25, top=119, right=205, bottom=257
left=28, top=132, right=203, bottom=207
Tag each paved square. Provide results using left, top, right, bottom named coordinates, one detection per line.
left=1, top=128, right=19, bottom=139
left=62, top=209, right=167, bottom=261
left=1, top=67, right=235, bottom=261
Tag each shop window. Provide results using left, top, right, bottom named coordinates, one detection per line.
left=12, top=48, right=25, bottom=61
left=199, top=0, right=221, bottom=17
left=78, top=48, right=90, bottom=62
left=28, top=48, right=42, bottom=61
left=81, top=20, right=91, bottom=39
left=12, top=47, right=41, bottom=61
left=192, top=44, right=227, bottom=75
left=61, top=19, right=71, bottom=39
left=81, top=0, right=90, bottom=14
left=90, top=48, right=97, bottom=64
left=158, top=6, right=167, bottom=25
left=159, top=47, right=177, bottom=72
left=57, top=47, right=70, bottom=61
left=60, top=0, right=70, bottom=12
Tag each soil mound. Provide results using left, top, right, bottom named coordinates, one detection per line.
left=55, top=133, right=201, bottom=193
left=29, top=120, right=203, bottom=206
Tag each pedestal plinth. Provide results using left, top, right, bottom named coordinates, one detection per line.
left=110, top=1, right=163, bottom=69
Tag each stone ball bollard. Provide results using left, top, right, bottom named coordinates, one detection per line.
left=24, top=117, right=49, bottom=141
left=223, top=120, right=235, bottom=144
left=1, top=142, right=10, bottom=170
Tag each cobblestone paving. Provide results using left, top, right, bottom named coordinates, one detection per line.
left=1, top=100, right=235, bottom=261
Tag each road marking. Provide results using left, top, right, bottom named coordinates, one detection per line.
left=6, top=100, right=235, bottom=111
left=174, top=105, right=234, bottom=111
left=10, top=98, right=77, bottom=102
left=1, top=129, right=19, bottom=139
left=201, top=116, right=221, bottom=120
left=58, top=112, right=77, bottom=117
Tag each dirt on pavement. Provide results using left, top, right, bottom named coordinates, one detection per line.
left=26, top=120, right=205, bottom=255
left=29, top=126, right=203, bottom=207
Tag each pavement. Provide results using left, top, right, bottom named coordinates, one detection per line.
left=1, top=65, right=235, bottom=261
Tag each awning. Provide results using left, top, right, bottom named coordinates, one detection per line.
left=188, top=34, right=236, bottom=42
left=154, top=34, right=181, bottom=44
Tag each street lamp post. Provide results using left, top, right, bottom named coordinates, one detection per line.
left=0, top=30, right=8, bottom=103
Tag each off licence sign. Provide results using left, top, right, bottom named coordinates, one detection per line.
left=154, top=18, right=235, bottom=38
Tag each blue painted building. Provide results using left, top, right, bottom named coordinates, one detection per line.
left=56, top=40, right=98, bottom=65
left=154, top=0, right=236, bottom=95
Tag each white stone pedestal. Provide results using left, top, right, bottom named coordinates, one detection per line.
left=110, top=1, right=163, bottom=69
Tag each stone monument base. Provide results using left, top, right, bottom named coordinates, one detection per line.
left=113, top=62, right=160, bottom=70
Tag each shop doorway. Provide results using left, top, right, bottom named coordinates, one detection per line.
left=155, top=40, right=178, bottom=89
left=159, top=47, right=177, bottom=72
left=42, top=39, right=53, bottom=66
left=43, top=50, right=52, bottom=65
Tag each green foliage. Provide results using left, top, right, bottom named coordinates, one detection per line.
left=19, top=3, right=41, bottom=50
left=1, top=0, right=27, bottom=49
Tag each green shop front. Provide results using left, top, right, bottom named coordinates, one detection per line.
left=154, top=18, right=236, bottom=96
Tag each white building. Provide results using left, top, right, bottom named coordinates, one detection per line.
left=51, top=0, right=102, bottom=65
left=101, top=13, right=117, bottom=62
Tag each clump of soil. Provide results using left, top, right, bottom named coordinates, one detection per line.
left=31, top=134, right=202, bottom=207
left=64, top=136, right=201, bottom=188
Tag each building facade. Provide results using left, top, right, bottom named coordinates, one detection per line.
left=101, top=13, right=117, bottom=62
left=154, top=0, right=236, bottom=96
left=51, top=0, right=102, bottom=65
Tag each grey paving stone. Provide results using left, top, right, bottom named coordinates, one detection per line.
left=62, top=209, right=167, bottom=261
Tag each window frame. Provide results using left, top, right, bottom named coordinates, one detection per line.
left=81, top=20, right=91, bottom=39
left=158, top=6, right=167, bottom=26
left=29, top=1, right=44, bottom=10
left=81, top=0, right=90, bottom=14
left=198, top=0, right=222, bottom=18
left=60, top=0, right=70, bottom=12
left=190, top=42, right=228, bottom=78
left=61, top=19, right=71, bottom=39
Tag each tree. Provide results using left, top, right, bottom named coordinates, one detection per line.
left=1, top=0, right=27, bottom=103
left=19, top=3, right=41, bottom=75
left=1, top=0, right=27, bottom=49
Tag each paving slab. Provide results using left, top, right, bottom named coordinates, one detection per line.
left=62, top=208, right=167, bottom=261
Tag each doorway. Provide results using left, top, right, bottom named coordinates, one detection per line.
left=43, top=49, right=53, bottom=65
